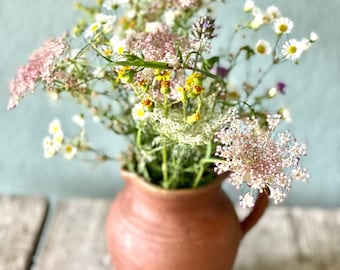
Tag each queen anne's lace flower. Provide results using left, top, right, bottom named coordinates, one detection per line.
left=214, top=111, right=308, bottom=206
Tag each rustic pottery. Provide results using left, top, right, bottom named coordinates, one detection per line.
left=106, top=170, right=269, bottom=270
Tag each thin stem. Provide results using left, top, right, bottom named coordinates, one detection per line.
left=161, top=136, right=169, bottom=188
left=193, top=141, right=212, bottom=187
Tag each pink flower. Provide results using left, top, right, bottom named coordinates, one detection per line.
left=8, top=35, right=68, bottom=110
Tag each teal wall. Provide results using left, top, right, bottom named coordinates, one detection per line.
left=0, top=0, right=339, bottom=206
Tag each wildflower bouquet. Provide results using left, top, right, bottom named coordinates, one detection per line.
left=8, top=0, right=316, bottom=207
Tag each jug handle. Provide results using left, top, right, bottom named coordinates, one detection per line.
left=240, top=192, right=269, bottom=237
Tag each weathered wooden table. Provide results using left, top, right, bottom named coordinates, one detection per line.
left=1, top=195, right=339, bottom=270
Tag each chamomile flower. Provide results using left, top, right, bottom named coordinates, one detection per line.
left=255, top=40, right=272, bottom=55
left=110, top=35, right=126, bottom=55
left=249, top=8, right=265, bottom=29
left=73, top=114, right=85, bottom=127
left=132, top=103, right=146, bottom=121
left=63, top=144, right=77, bottom=160
left=95, top=14, right=116, bottom=33
left=266, top=6, right=281, bottom=20
left=274, top=17, right=293, bottom=34
left=243, top=0, right=255, bottom=13
left=84, top=21, right=101, bottom=39
left=49, top=119, right=62, bottom=135
left=310, top=32, right=319, bottom=42
left=282, top=39, right=303, bottom=60
left=53, top=130, right=64, bottom=149
left=43, top=136, right=56, bottom=158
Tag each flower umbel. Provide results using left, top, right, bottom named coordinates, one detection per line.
left=214, top=112, right=308, bottom=206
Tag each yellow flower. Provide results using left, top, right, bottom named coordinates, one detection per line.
left=154, top=69, right=171, bottom=81
left=187, top=112, right=201, bottom=124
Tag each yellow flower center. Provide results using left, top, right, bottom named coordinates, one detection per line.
left=279, top=24, right=288, bottom=33
left=257, top=44, right=266, bottom=54
left=288, top=45, right=297, bottom=54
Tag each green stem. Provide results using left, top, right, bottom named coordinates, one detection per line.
left=193, top=141, right=212, bottom=188
left=161, top=136, right=169, bottom=188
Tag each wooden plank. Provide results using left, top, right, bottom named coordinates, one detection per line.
left=34, top=198, right=340, bottom=270
left=0, top=195, right=48, bottom=270
left=288, top=208, right=340, bottom=270
left=34, top=199, right=112, bottom=270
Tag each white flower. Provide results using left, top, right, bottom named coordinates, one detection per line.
left=268, top=87, right=277, bottom=98
left=240, top=192, right=255, bottom=208
left=84, top=22, right=101, bottom=39
left=132, top=103, right=147, bottom=121
left=103, top=0, right=128, bottom=10
left=52, top=130, right=64, bottom=149
left=43, top=136, right=56, bottom=158
left=249, top=8, right=265, bottom=29
left=95, top=14, right=116, bottom=33
left=49, top=119, right=62, bottom=135
left=300, top=38, right=312, bottom=51
left=163, top=10, right=176, bottom=26
left=282, top=39, right=303, bottom=61
left=243, top=0, right=255, bottom=13
left=93, top=67, right=106, bottom=78
left=274, top=17, right=294, bottom=34
left=310, top=32, right=318, bottom=42
left=110, top=35, right=126, bottom=55
left=255, top=40, right=272, bottom=55
left=63, top=144, right=77, bottom=160
left=73, top=114, right=85, bottom=127
left=278, top=107, right=292, bottom=122
left=266, top=6, right=281, bottom=20
left=145, top=22, right=163, bottom=33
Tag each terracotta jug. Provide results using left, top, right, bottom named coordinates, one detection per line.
left=106, top=170, right=268, bottom=270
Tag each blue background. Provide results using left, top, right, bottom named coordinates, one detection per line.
left=0, top=0, right=339, bottom=206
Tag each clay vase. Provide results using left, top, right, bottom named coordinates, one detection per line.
left=106, top=170, right=268, bottom=270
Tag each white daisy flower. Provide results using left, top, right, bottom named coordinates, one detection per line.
left=300, top=38, right=312, bottom=51
left=282, top=39, right=303, bottom=61
left=93, top=66, right=106, bottom=78
left=52, top=130, right=64, bottom=149
left=84, top=21, right=102, bottom=39
left=103, top=0, right=128, bottom=10
left=243, top=0, right=255, bottom=13
left=49, top=119, right=62, bottom=135
left=63, top=144, right=77, bottom=160
left=249, top=8, right=265, bottom=29
left=132, top=103, right=146, bottom=121
left=95, top=14, right=116, bottom=33
left=255, top=40, right=272, bottom=55
left=43, top=136, right=56, bottom=158
left=72, top=114, right=85, bottom=127
left=274, top=17, right=294, bottom=34
left=309, top=32, right=318, bottom=42
left=266, top=6, right=281, bottom=20
left=109, top=35, right=126, bottom=55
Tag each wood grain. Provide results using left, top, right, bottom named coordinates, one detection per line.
left=32, top=198, right=340, bottom=270
left=34, top=199, right=112, bottom=270
left=0, top=195, right=48, bottom=270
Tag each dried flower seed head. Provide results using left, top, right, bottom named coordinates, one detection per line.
left=192, top=16, right=217, bottom=41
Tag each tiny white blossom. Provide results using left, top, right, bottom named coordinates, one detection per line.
left=84, top=21, right=101, bottom=39
left=266, top=6, right=281, bottom=20
left=278, top=107, right=292, bottom=122
left=63, top=144, right=77, bottom=160
left=310, top=32, right=318, bottom=42
left=49, top=119, right=62, bottom=135
left=163, top=10, right=176, bottom=26
left=52, top=130, right=64, bottom=149
left=282, top=39, right=303, bottom=61
left=103, top=0, right=128, bottom=10
left=249, top=8, right=265, bottom=29
left=243, top=0, right=255, bottom=13
left=95, top=14, right=116, bottom=33
left=93, top=67, right=106, bottom=78
left=145, top=22, right=163, bottom=33
left=240, top=192, right=255, bottom=208
left=110, top=35, right=126, bottom=55
left=43, top=136, right=56, bottom=158
left=268, top=87, right=277, bottom=98
left=132, top=103, right=146, bottom=121
left=73, top=114, right=85, bottom=127
left=255, top=40, right=272, bottom=55
left=274, top=17, right=294, bottom=34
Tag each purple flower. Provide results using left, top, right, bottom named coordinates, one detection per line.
left=276, top=82, right=286, bottom=94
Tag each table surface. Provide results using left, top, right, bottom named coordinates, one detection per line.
left=1, top=195, right=339, bottom=270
